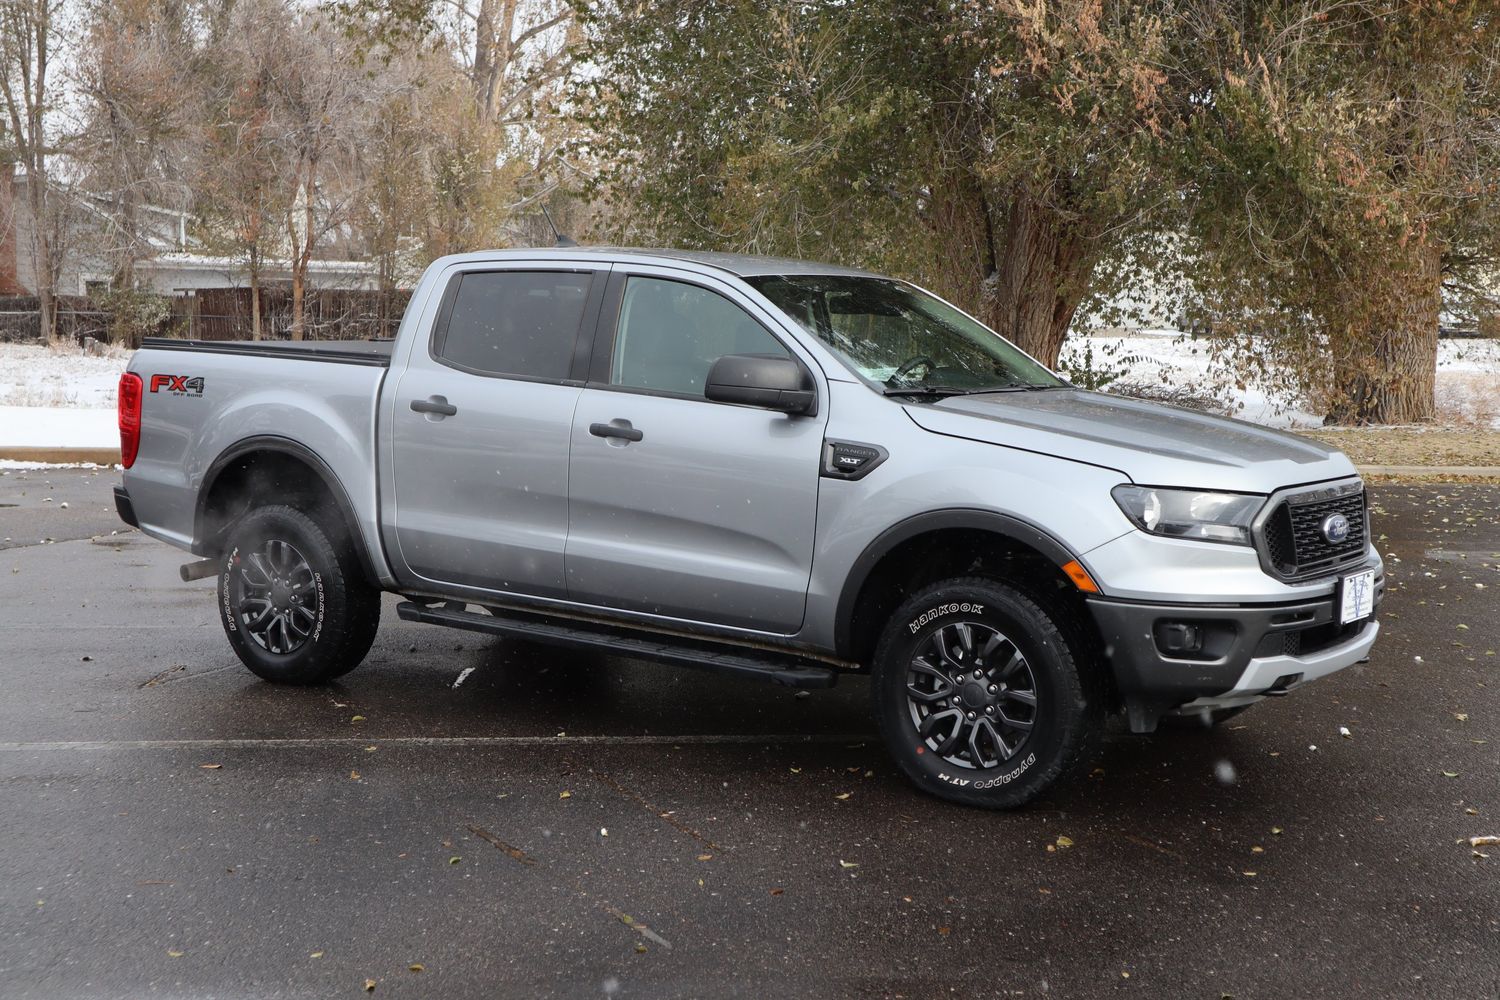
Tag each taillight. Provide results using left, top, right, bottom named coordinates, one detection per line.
left=118, top=372, right=143, bottom=469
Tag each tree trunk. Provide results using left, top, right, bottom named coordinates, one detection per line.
left=988, top=187, right=1090, bottom=368
left=290, top=267, right=304, bottom=341
left=1325, top=243, right=1441, bottom=425
left=249, top=263, right=262, bottom=342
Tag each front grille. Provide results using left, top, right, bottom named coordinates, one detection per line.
left=1259, top=485, right=1367, bottom=580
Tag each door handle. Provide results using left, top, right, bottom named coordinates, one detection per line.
left=589, top=421, right=643, bottom=443
left=411, top=396, right=458, bottom=417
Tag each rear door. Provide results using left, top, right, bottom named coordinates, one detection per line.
left=564, top=267, right=827, bottom=633
left=389, top=263, right=605, bottom=598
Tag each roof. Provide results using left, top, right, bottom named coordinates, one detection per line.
left=436, top=246, right=884, bottom=279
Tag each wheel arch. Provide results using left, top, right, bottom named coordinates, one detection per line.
left=194, top=436, right=379, bottom=587
left=834, top=510, right=1107, bottom=673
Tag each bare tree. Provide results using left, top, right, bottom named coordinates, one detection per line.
left=0, top=0, right=63, bottom=341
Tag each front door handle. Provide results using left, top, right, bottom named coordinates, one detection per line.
left=411, top=396, right=458, bottom=417
left=589, top=420, right=643, bottom=443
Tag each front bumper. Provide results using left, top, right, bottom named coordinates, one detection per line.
left=1088, top=563, right=1384, bottom=732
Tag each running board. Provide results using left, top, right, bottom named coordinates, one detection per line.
left=395, top=602, right=839, bottom=689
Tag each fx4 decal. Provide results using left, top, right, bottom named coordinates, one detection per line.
left=150, top=374, right=204, bottom=396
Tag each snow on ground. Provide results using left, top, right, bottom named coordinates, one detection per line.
left=1071, top=330, right=1500, bottom=429
left=0, top=341, right=129, bottom=408
left=0, top=333, right=1495, bottom=451
left=0, top=405, right=119, bottom=447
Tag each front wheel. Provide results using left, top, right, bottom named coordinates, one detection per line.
left=871, top=578, right=1099, bottom=809
left=218, top=504, right=380, bottom=684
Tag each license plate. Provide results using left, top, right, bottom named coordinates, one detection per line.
left=1339, top=569, right=1376, bottom=625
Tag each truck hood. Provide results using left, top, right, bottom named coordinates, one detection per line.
left=904, top=389, right=1358, bottom=494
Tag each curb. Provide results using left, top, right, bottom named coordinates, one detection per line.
left=0, top=446, right=121, bottom=465
left=1357, top=465, right=1500, bottom=478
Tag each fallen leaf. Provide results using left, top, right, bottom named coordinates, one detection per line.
left=167, top=949, right=184, bottom=958
left=697, top=853, right=713, bottom=861
left=1466, top=808, right=1480, bottom=816
left=789, top=767, right=802, bottom=774
left=835, top=792, right=851, bottom=801
left=1443, top=771, right=1460, bottom=778
left=448, top=856, right=461, bottom=865
left=1251, top=846, right=1264, bottom=853
left=349, top=770, right=361, bottom=780
left=1055, top=835, right=1074, bottom=849
left=1455, top=713, right=1470, bottom=723
left=199, top=763, right=222, bottom=770
left=310, top=951, right=324, bottom=959
left=769, top=888, right=784, bottom=896
left=559, top=790, right=572, bottom=799
left=364, top=979, right=377, bottom=992
left=635, top=943, right=648, bottom=954
left=408, top=964, right=424, bottom=973
left=1470, top=836, right=1500, bottom=847
left=351, top=715, right=366, bottom=723
left=838, top=859, right=859, bottom=869
left=1339, top=726, right=1352, bottom=739
left=938, top=926, right=951, bottom=936
left=1242, top=871, right=1257, bottom=877
left=600, top=827, right=609, bottom=837
left=1271, top=827, right=1283, bottom=835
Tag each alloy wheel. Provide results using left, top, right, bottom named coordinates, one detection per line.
left=906, top=621, right=1039, bottom=769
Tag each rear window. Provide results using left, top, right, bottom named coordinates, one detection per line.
left=435, top=270, right=593, bottom=380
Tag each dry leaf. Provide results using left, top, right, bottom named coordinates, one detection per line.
left=408, top=964, right=424, bottom=973
left=349, top=770, right=361, bottom=780
left=351, top=715, right=366, bottom=723
left=167, top=949, right=184, bottom=958
left=559, top=790, right=572, bottom=799
left=838, top=859, right=859, bottom=869
left=310, top=951, right=324, bottom=959
left=1470, top=835, right=1500, bottom=847
left=835, top=792, right=851, bottom=801
left=199, top=763, right=222, bottom=770
left=1443, top=771, right=1460, bottom=778
left=770, top=888, right=784, bottom=896
left=364, top=979, right=377, bottom=992
left=1055, top=836, right=1074, bottom=849
left=697, top=853, right=713, bottom=861
left=448, top=856, right=461, bottom=865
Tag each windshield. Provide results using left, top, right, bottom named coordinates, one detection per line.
left=745, top=274, right=1066, bottom=394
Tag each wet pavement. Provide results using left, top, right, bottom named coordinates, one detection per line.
left=1, top=470, right=1497, bottom=999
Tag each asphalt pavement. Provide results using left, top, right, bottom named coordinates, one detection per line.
left=1, top=469, right=1497, bottom=999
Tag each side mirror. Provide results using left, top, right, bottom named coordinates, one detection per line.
left=704, top=353, right=816, bottom=415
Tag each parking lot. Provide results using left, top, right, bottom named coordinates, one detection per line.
left=2, top=469, right=1497, bottom=999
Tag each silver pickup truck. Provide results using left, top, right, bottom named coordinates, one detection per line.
left=114, top=248, right=1383, bottom=807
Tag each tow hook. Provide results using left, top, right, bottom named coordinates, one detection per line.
left=179, top=558, right=219, bottom=582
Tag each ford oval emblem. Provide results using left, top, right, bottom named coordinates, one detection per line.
left=1321, top=512, right=1351, bottom=544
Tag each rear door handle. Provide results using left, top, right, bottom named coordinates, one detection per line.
left=411, top=396, right=458, bottom=417
left=589, top=421, right=643, bottom=443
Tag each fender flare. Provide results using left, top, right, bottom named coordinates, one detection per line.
left=193, top=435, right=379, bottom=585
left=833, top=508, right=1089, bottom=659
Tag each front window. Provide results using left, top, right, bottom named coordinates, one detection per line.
left=745, top=274, right=1065, bottom=396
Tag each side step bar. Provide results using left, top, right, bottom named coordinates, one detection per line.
left=395, top=601, right=839, bottom=689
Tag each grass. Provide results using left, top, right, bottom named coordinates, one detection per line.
left=1303, top=426, right=1500, bottom=468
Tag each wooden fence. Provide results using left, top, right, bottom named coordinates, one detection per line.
left=0, top=287, right=411, bottom=348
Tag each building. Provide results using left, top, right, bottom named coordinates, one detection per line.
left=0, top=165, right=380, bottom=298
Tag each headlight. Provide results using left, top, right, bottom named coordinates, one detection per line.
left=1111, top=485, right=1263, bottom=546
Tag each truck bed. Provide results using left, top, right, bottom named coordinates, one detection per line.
left=140, top=337, right=393, bottom=367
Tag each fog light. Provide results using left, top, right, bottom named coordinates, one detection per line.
left=1157, top=622, right=1203, bottom=654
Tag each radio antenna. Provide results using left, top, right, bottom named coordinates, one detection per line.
left=540, top=205, right=577, bottom=247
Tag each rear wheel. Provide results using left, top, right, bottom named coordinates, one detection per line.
left=871, top=577, right=1098, bottom=809
left=218, top=504, right=380, bottom=684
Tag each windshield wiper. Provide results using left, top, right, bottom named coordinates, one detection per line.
left=882, top=385, right=1006, bottom=398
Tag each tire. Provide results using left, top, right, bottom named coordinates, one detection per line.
left=871, top=577, right=1099, bottom=809
left=217, top=504, right=380, bottom=684
left=1159, top=704, right=1254, bottom=730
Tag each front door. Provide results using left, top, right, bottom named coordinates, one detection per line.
left=390, top=265, right=603, bottom=598
left=565, top=270, right=826, bottom=633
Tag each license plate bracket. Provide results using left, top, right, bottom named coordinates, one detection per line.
left=1338, top=569, right=1376, bottom=625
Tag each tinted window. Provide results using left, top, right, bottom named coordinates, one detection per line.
left=611, top=277, right=789, bottom=396
left=437, top=270, right=593, bottom=380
